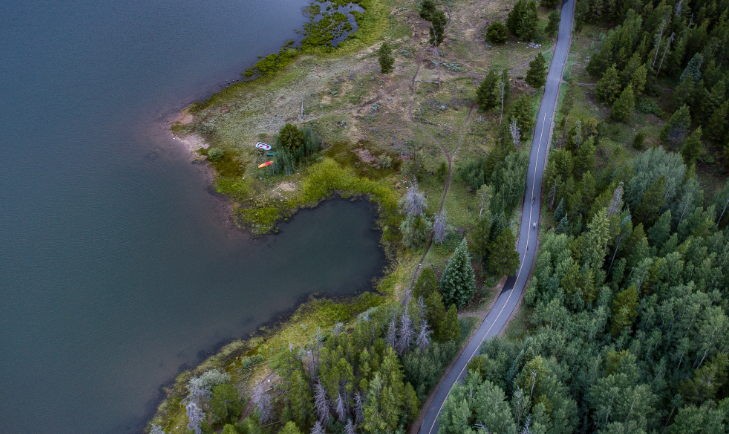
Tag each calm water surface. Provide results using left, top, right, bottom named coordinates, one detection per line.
left=0, top=0, right=385, bottom=432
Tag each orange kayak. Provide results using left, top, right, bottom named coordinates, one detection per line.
left=258, top=161, right=273, bottom=168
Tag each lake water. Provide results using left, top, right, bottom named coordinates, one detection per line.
left=0, top=0, right=385, bottom=433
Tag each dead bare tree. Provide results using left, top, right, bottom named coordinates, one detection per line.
left=509, top=118, right=521, bottom=151
left=656, top=32, right=675, bottom=78
left=399, top=182, right=427, bottom=218
left=607, top=182, right=624, bottom=217
left=416, top=319, right=432, bottom=352
left=652, top=18, right=667, bottom=67
left=311, top=421, right=326, bottom=434
left=186, top=402, right=204, bottom=434
left=397, top=310, right=414, bottom=354
left=314, top=380, right=330, bottom=423
left=335, top=392, right=348, bottom=422
left=354, top=392, right=365, bottom=425
left=345, top=419, right=357, bottom=434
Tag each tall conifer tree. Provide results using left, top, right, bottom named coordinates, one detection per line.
left=488, top=229, right=520, bottom=276
left=440, top=238, right=476, bottom=309
left=525, top=53, right=547, bottom=88
left=611, top=84, right=635, bottom=122
left=596, top=64, right=621, bottom=103
left=681, top=127, right=703, bottom=167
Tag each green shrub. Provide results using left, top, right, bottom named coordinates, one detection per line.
left=270, top=126, right=323, bottom=176
left=402, top=341, right=458, bottom=401
left=207, top=148, right=225, bottom=161
left=433, top=232, right=462, bottom=255
left=379, top=154, right=393, bottom=168
left=635, top=98, right=665, bottom=117
left=632, top=131, right=645, bottom=150
left=458, top=156, right=488, bottom=190
left=239, top=206, right=281, bottom=233
left=487, top=21, right=508, bottom=43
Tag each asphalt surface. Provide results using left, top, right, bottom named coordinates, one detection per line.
left=417, top=0, right=575, bottom=432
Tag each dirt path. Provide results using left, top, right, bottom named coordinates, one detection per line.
left=405, top=25, right=476, bottom=293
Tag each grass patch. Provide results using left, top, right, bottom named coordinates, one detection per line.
left=502, top=305, right=533, bottom=340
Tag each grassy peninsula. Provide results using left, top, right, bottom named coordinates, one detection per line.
left=153, top=0, right=729, bottom=431
left=159, top=0, right=554, bottom=431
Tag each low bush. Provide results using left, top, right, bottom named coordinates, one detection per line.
left=635, top=98, right=665, bottom=117
left=486, top=21, right=508, bottom=43
left=207, top=148, right=225, bottom=161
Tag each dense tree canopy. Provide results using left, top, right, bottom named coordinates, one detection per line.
left=440, top=142, right=729, bottom=434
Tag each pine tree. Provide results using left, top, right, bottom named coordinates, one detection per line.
left=595, top=64, right=621, bottom=103
left=440, top=304, right=461, bottom=342
left=440, top=238, right=476, bottom=309
left=419, top=0, right=436, bottom=21
left=611, top=84, right=635, bottom=122
left=525, top=53, right=547, bottom=88
left=703, top=79, right=725, bottom=119
left=632, top=131, right=645, bottom=150
left=472, top=212, right=493, bottom=264
left=706, top=100, right=728, bottom=143
left=681, top=127, right=703, bottom=166
left=660, top=104, right=691, bottom=147
left=477, top=69, right=500, bottom=110
left=507, top=0, right=539, bottom=41
left=553, top=198, right=566, bottom=221
left=378, top=42, right=394, bottom=74
left=413, top=266, right=438, bottom=299
left=647, top=210, right=671, bottom=248
left=400, top=215, right=431, bottom=250
left=574, top=136, right=596, bottom=176
left=280, top=421, right=302, bottom=434
left=517, top=0, right=539, bottom=41
left=429, top=10, right=447, bottom=46
left=280, top=123, right=304, bottom=152
left=610, top=285, right=639, bottom=336
left=555, top=216, right=569, bottom=234
left=668, top=34, right=687, bottom=75
left=487, top=21, right=508, bottom=43
left=703, top=59, right=721, bottom=89
left=672, top=74, right=695, bottom=109
left=506, top=0, right=526, bottom=35
left=509, top=96, right=535, bottom=135
left=680, top=52, right=703, bottom=83
left=488, top=229, right=520, bottom=276
left=634, top=174, right=666, bottom=227
left=545, top=10, right=560, bottom=37
left=424, top=290, right=447, bottom=338
left=630, top=64, right=647, bottom=96
left=587, top=39, right=614, bottom=77
left=621, top=52, right=642, bottom=86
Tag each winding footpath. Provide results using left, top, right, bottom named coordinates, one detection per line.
left=416, top=0, right=576, bottom=431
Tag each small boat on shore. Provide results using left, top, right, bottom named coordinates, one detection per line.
left=258, top=161, right=273, bottom=168
left=255, top=142, right=271, bottom=150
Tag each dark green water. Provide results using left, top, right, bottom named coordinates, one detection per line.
left=0, top=0, right=385, bottom=432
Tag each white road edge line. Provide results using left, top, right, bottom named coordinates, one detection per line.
left=425, top=111, right=548, bottom=434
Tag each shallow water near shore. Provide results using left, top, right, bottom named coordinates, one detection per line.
left=0, top=0, right=385, bottom=433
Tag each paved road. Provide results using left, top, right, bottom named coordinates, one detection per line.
left=417, top=0, right=575, bottom=432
